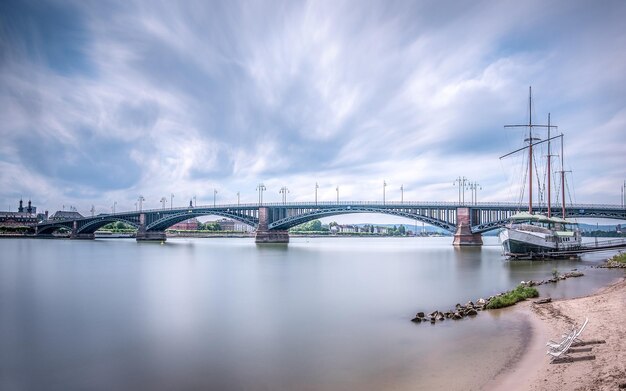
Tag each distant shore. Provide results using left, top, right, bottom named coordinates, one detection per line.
left=488, top=273, right=626, bottom=390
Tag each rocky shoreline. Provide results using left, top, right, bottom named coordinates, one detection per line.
left=411, top=270, right=585, bottom=324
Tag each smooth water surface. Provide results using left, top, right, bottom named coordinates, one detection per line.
left=0, top=237, right=622, bottom=390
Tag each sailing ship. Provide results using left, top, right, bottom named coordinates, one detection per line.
left=498, top=87, right=582, bottom=258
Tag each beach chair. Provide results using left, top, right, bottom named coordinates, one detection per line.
left=547, top=331, right=576, bottom=361
left=548, top=317, right=589, bottom=350
left=571, top=317, right=589, bottom=343
left=547, top=328, right=576, bottom=352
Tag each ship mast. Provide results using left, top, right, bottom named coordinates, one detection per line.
left=504, top=87, right=557, bottom=214
left=558, top=134, right=569, bottom=219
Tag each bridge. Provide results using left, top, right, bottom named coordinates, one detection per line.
left=34, top=201, right=626, bottom=246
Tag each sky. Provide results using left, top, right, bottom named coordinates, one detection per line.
left=1, top=0, right=625, bottom=220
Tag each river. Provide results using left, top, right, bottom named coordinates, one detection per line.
left=0, top=237, right=621, bottom=390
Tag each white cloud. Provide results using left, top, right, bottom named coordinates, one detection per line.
left=0, top=0, right=625, bottom=217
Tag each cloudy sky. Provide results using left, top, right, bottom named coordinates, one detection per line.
left=1, top=0, right=625, bottom=216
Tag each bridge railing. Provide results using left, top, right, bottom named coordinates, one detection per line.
left=38, top=201, right=625, bottom=225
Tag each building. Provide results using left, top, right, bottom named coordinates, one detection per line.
left=50, top=211, right=84, bottom=221
left=169, top=218, right=199, bottom=230
left=0, top=212, right=38, bottom=227
left=17, top=199, right=37, bottom=214
left=0, top=199, right=41, bottom=228
left=215, top=218, right=252, bottom=232
left=337, top=224, right=357, bottom=233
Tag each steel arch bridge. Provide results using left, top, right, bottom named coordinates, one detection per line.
left=35, top=201, right=626, bottom=244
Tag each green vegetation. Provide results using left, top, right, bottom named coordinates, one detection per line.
left=202, top=222, right=221, bottom=231
left=486, top=285, right=539, bottom=309
left=99, top=222, right=137, bottom=232
left=0, top=225, right=32, bottom=233
left=290, top=220, right=329, bottom=233
left=610, top=252, right=626, bottom=264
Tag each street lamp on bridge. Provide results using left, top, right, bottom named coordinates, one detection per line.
left=171, top=193, right=174, bottom=209
left=112, top=201, right=117, bottom=214
left=160, top=197, right=167, bottom=209
left=257, top=183, right=266, bottom=206
left=315, top=182, right=319, bottom=205
left=237, top=191, right=240, bottom=206
left=400, top=184, right=404, bottom=204
left=279, top=186, right=289, bottom=204
left=467, top=182, right=482, bottom=205
left=336, top=186, right=339, bottom=203
left=383, top=180, right=387, bottom=205
left=214, top=189, right=218, bottom=207
left=138, top=195, right=145, bottom=211
left=453, top=176, right=468, bottom=205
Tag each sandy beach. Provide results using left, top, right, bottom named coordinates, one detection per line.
left=489, top=274, right=626, bottom=390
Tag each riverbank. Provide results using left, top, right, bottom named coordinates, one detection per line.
left=488, top=274, right=626, bottom=390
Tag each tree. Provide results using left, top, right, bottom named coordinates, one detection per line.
left=399, top=224, right=406, bottom=235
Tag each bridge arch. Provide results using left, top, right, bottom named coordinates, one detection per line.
left=77, top=217, right=141, bottom=234
left=146, top=210, right=258, bottom=232
left=36, top=222, right=73, bottom=235
left=267, top=207, right=457, bottom=233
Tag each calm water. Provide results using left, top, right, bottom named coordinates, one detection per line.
left=0, top=237, right=622, bottom=390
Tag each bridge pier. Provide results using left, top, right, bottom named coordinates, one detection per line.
left=453, top=207, right=483, bottom=246
left=255, top=207, right=289, bottom=244
left=136, top=213, right=167, bottom=242
left=70, top=221, right=95, bottom=240
left=70, top=232, right=95, bottom=240
left=136, top=230, right=167, bottom=242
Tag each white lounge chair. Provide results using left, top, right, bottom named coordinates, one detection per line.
left=547, top=328, right=576, bottom=352
left=547, top=331, right=576, bottom=360
left=571, top=317, right=589, bottom=343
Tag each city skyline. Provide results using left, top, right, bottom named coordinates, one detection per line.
left=1, top=0, right=625, bottom=215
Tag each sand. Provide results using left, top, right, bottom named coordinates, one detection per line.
left=488, top=276, right=626, bottom=390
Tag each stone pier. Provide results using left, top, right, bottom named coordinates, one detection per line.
left=70, top=221, right=95, bottom=240
left=136, top=230, right=167, bottom=242
left=255, top=207, right=289, bottom=244
left=136, top=213, right=167, bottom=242
left=453, top=207, right=483, bottom=246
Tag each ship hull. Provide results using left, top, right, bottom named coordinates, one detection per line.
left=499, top=227, right=557, bottom=257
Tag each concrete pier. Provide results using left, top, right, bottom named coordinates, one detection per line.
left=136, top=230, right=167, bottom=242
left=453, top=207, right=483, bottom=246
left=255, top=207, right=289, bottom=244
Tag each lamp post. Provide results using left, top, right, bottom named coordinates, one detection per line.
left=138, top=195, right=145, bottom=212
left=90, top=205, right=95, bottom=217
left=171, top=193, right=174, bottom=210
left=112, top=201, right=117, bottom=214
left=279, top=186, right=289, bottom=204
left=383, top=180, right=387, bottom=205
left=160, top=197, right=167, bottom=209
left=336, top=186, right=339, bottom=203
left=400, top=184, right=404, bottom=204
left=315, top=182, right=319, bottom=205
left=237, top=191, right=240, bottom=207
left=193, top=196, right=197, bottom=207
left=453, top=176, right=468, bottom=204
left=622, top=180, right=626, bottom=209
left=256, top=183, right=266, bottom=205
left=467, top=182, right=482, bottom=205
left=213, top=189, right=218, bottom=207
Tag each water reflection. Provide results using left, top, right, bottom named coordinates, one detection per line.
left=0, top=237, right=621, bottom=390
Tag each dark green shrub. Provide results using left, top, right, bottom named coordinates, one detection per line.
left=486, top=285, right=539, bottom=309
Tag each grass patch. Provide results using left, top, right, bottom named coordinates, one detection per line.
left=610, top=252, right=626, bottom=263
left=486, top=285, right=539, bottom=309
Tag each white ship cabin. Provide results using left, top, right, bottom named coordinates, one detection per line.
left=508, top=212, right=579, bottom=234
